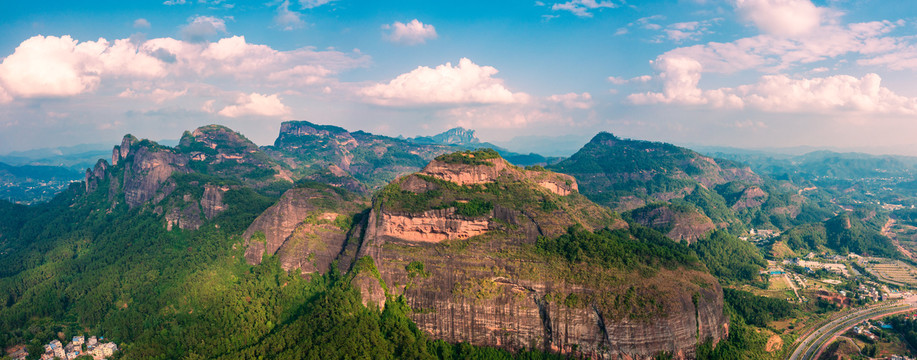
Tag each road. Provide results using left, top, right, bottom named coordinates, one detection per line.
left=784, top=272, right=801, bottom=301
left=788, top=297, right=917, bottom=360
left=882, top=218, right=915, bottom=260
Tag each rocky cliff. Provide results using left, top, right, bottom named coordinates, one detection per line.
left=242, top=185, right=366, bottom=274
left=351, top=151, right=727, bottom=358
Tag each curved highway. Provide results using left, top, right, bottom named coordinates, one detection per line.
left=788, top=298, right=917, bottom=360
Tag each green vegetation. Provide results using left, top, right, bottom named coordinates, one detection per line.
left=536, top=225, right=701, bottom=272
left=722, top=289, right=794, bottom=327
left=690, top=231, right=766, bottom=285
left=451, top=199, right=493, bottom=217
left=434, top=148, right=501, bottom=166
left=696, top=289, right=794, bottom=359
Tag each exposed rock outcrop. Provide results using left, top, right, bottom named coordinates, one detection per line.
left=122, top=146, right=188, bottom=208
left=200, top=185, right=227, bottom=219
left=242, top=186, right=364, bottom=274
left=420, top=158, right=509, bottom=185
left=381, top=209, right=492, bottom=243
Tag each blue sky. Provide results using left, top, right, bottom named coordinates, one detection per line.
left=2, top=0, right=917, bottom=155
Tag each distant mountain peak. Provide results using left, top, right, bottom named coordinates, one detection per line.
left=433, top=127, right=479, bottom=145
left=411, top=127, right=480, bottom=146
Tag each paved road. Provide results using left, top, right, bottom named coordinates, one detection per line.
left=788, top=298, right=917, bottom=360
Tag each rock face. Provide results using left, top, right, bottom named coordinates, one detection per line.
left=242, top=186, right=363, bottom=274
left=420, top=158, right=509, bottom=185
left=421, top=156, right=578, bottom=197
left=629, top=204, right=716, bottom=244
left=351, top=154, right=727, bottom=359
left=122, top=146, right=188, bottom=208
left=380, top=209, right=492, bottom=243
left=200, top=185, right=227, bottom=219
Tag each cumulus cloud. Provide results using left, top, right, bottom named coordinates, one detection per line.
left=275, top=1, right=305, bottom=31
left=548, top=92, right=593, bottom=109
left=181, top=16, right=227, bottom=42
left=0, top=35, right=166, bottom=98
left=734, top=0, right=825, bottom=37
left=0, top=34, right=368, bottom=102
left=623, top=0, right=917, bottom=115
left=551, top=0, right=616, bottom=17
left=359, top=58, right=528, bottom=106
left=218, top=93, right=290, bottom=117
left=134, top=18, right=151, bottom=29
left=628, top=59, right=917, bottom=114
left=382, top=20, right=438, bottom=45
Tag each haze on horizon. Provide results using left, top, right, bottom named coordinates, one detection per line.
left=2, top=0, right=917, bottom=156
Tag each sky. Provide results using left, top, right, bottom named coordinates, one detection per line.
left=2, top=0, right=917, bottom=156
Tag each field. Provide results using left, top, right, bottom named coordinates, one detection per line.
left=862, top=259, right=917, bottom=287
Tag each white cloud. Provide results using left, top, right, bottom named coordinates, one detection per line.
left=0, top=35, right=101, bottom=98
left=733, top=0, right=825, bottom=37
left=359, top=58, right=528, bottom=106
left=218, top=93, right=290, bottom=117
left=548, top=92, right=593, bottom=109
left=298, top=0, right=335, bottom=9
left=275, top=1, right=305, bottom=31
left=735, top=73, right=917, bottom=113
left=551, top=0, right=617, bottom=17
left=163, top=0, right=187, bottom=4
left=628, top=59, right=917, bottom=114
left=181, top=16, right=227, bottom=42
left=663, top=20, right=718, bottom=42
left=609, top=75, right=651, bottom=84
left=0, top=35, right=166, bottom=98
left=0, top=34, right=368, bottom=102
left=134, top=18, right=151, bottom=29
left=624, top=0, right=917, bottom=115
left=382, top=20, right=438, bottom=46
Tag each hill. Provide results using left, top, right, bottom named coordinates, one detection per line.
left=548, top=132, right=834, bottom=232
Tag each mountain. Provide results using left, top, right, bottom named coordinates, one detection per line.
left=264, top=121, right=459, bottom=191
left=775, top=210, right=897, bottom=257
left=547, top=132, right=834, bottom=232
left=407, top=127, right=480, bottom=146
left=344, top=149, right=727, bottom=357
left=0, top=125, right=733, bottom=359
left=406, top=127, right=562, bottom=166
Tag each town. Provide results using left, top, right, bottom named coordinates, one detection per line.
left=5, top=335, right=118, bottom=360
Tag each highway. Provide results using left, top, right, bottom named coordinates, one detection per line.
left=788, top=297, right=917, bottom=360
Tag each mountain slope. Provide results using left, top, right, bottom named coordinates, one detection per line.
left=347, top=149, right=727, bottom=358
left=548, top=132, right=833, bottom=232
